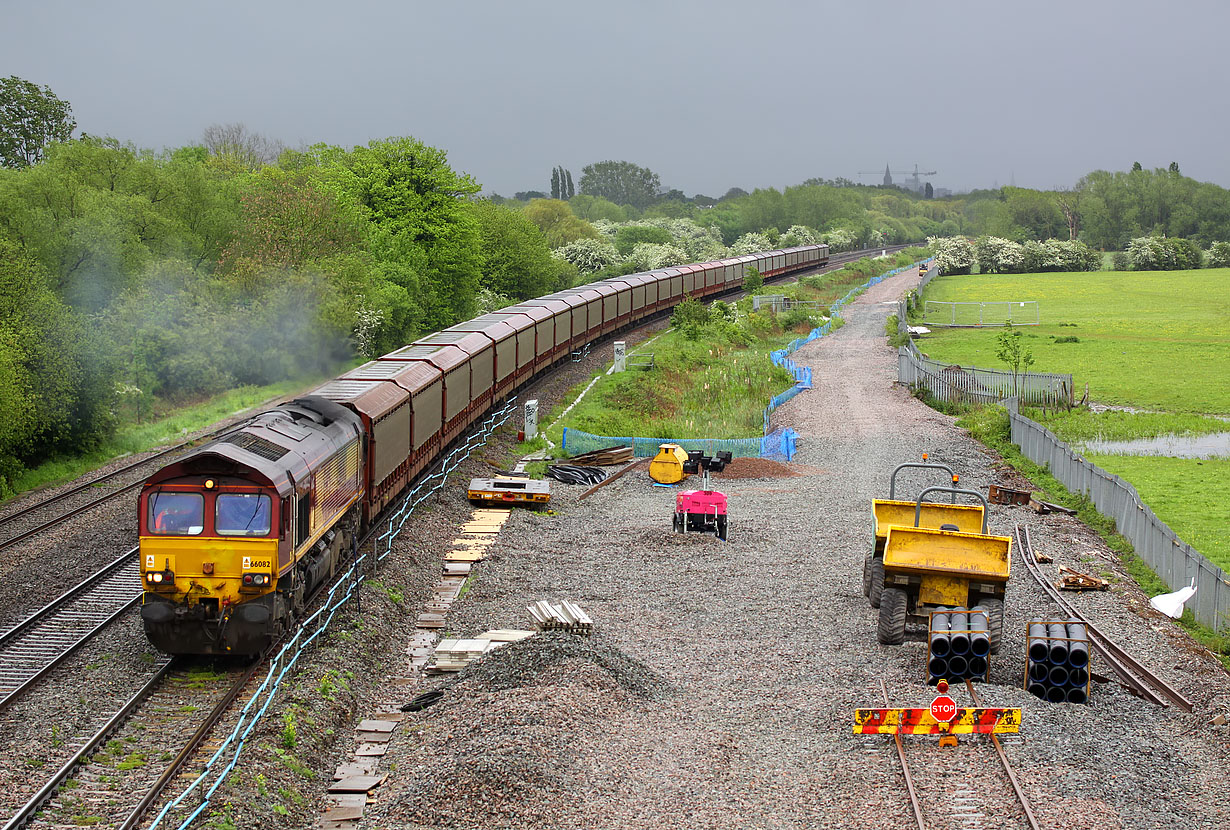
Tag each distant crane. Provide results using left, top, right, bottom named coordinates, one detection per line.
left=857, top=163, right=937, bottom=193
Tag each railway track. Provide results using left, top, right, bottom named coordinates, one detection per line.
left=878, top=678, right=1040, bottom=830
left=2, top=658, right=259, bottom=830
left=0, top=421, right=256, bottom=555
left=0, top=548, right=142, bottom=712
left=1013, top=524, right=1193, bottom=712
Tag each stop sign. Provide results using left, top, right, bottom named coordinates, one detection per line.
left=930, top=694, right=958, bottom=722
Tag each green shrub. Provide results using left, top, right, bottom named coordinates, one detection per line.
left=743, top=266, right=764, bottom=293
left=1112, top=251, right=1130, bottom=271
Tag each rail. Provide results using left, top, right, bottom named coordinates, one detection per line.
left=0, top=546, right=141, bottom=711
left=147, top=399, right=519, bottom=830
left=1014, top=523, right=1193, bottom=711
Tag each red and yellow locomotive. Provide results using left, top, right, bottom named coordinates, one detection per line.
left=139, top=244, right=834, bottom=655
left=139, top=397, right=363, bottom=655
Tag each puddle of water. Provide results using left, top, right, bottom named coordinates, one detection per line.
left=1082, top=432, right=1230, bottom=459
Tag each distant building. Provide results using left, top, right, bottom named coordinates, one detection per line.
left=883, top=164, right=893, bottom=187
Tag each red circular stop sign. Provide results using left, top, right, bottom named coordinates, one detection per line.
left=930, top=694, right=958, bottom=722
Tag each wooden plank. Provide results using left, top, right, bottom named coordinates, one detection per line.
left=355, top=743, right=388, bottom=757
left=328, top=775, right=387, bottom=793
left=579, top=458, right=648, bottom=500
left=327, top=793, right=368, bottom=808
left=356, top=719, right=398, bottom=733
left=323, top=806, right=366, bottom=821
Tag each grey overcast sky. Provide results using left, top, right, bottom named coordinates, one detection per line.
left=4, top=0, right=1228, bottom=196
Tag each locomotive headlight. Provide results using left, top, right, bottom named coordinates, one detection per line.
left=149, top=572, right=162, bottom=583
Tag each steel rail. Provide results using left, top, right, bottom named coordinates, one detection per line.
left=1, top=658, right=175, bottom=830
left=1014, top=524, right=1192, bottom=712
left=116, top=658, right=266, bottom=830
left=0, top=421, right=253, bottom=553
left=880, top=677, right=927, bottom=830
left=964, top=680, right=1042, bottom=830
left=0, top=547, right=142, bottom=712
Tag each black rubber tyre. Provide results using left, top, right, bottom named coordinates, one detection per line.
left=982, top=597, right=1004, bottom=653
left=868, top=556, right=885, bottom=608
left=672, top=513, right=682, bottom=533
left=716, top=516, right=728, bottom=541
left=862, top=549, right=874, bottom=597
left=878, top=588, right=908, bottom=645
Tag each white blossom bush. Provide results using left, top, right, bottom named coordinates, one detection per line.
left=556, top=237, right=621, bottom=274
left=1021, top=240, right=1063, bottom=272
left=822, top=228, right=857, bottom=252
left=927, top=236, right=975, bottom=275
left=974, top=236, right=1025, bottom=274
left=1207, top=241, right=1230, bottom=268
left=1128, top=237, right=1174, bottom=270
left=1019, top=239, right=1100, bottom=272
left=589, top=219, right=618, bottom=241
left=780, top=224, right=820, bottom=247
left=352, top=301, right=386, bottom=358
left=475, top=286, right=513, bottom=315
left=627, top=242, right=688, bottom=271
left=730, top=232, right=772, bottom=256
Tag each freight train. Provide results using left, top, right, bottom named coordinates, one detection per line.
left=138, top=244, right=830, bottom=655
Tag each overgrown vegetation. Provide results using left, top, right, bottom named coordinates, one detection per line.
left=551, top=252, right=925, bottom=442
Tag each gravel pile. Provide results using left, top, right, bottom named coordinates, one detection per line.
left=449, top=631, right=670, bottom=698
left=362, top=268, right=1230, bottom=830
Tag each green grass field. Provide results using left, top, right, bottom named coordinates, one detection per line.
left=917, top=269, right=1230, bottom=414
left=1086, top=454, right=1230, bottom=572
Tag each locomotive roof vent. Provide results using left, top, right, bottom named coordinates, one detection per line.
left=224, top=432, right=290, bottom=462
left=289, top=395, right=351, bottom=428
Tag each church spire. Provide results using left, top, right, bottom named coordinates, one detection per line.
left=883, top=163, right=893, bottom=187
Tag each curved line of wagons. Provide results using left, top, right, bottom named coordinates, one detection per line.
left=136, top=244, right=829, bottom=652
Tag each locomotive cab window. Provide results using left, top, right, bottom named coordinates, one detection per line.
left=149, top=492, right=204, bottom=535
left=216, top=493, right=272, bottom=536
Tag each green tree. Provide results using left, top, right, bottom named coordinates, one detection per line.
left=471, top=199, right=567, bottom=299
left=743, top=266, right=764, bottom=293
left=578, top=160, right=661, bottom=208
left=568, top=194, right=627, bottom=222
left=0, top=239, right=115, bottom=491
left=995, top=322, right=1035, bottom=396
left=613, top=224, right=672, bottom=255
left=0, top=76, right=76, bottom=168
left=565, top=169, right=574, bottom=198
left=521, top=199, right=599, bottom=247
left=301, top=136, right=483, bottom=328
left=550, top=167, right=560, bottom=200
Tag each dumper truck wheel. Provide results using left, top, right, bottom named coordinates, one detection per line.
left=868, top=557, right=885, bottom=608
left=982, top=598, right=1004, bottom=653
left=716, top=515, right=728, bottom=541
left=672, top=513, right=682, bottom=533
left=878, top=588, right=907, bottom=645
left=862, top=550, right=874, bottom=597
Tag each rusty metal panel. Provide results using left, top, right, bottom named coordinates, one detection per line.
left=311, top=379, right=410, bottom=484
left=415, top=331, right=492, bottom=406
left=485, top=312, right=536, bottom=369
left=342, top=358, right=444, bottom=452
left=500, top=304, right=556, bottom=360
left=448, top=317, right=518, bottom=384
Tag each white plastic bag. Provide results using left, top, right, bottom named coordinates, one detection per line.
left=1149, top=580, right=1196, bottom=619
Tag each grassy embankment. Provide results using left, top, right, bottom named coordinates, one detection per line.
left=543, top=250, right=928, bottom=447
left=912, top=269, right=1230, bottom=661
left=4, top=378, right=325, bottom=501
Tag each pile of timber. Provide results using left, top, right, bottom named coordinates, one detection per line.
left=1057, top=566, right=1110, bottom=591
left=567, top=445, right=633, bottom=466
left=527, top=600, right=593, bottom=635
left=429, top=629, right=536, bottom=673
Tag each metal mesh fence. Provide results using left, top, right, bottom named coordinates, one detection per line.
left=1005, top=398, right=1230, bottom=633
left=923, top=300, right=1040, bottom=327
left=897, top=340, right=1072, bottom=408
left=561, top=428, right=797, bottom=460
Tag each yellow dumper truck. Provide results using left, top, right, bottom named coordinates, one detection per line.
left=865, top=462, right=986, bottom=608
left=874, top=486, right=1011, bottom=649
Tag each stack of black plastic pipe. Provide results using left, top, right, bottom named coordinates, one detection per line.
left=928, top=607, right=991, bottom=684
left=1026, top=621, right=1090, bottom=703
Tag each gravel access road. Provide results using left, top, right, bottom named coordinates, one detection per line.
left=368, top=266, right=1230, bottom=830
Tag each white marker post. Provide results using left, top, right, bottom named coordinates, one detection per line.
left=524, top=399, right=538, bottom=441
left=613, top=340, right=626, bottom=373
